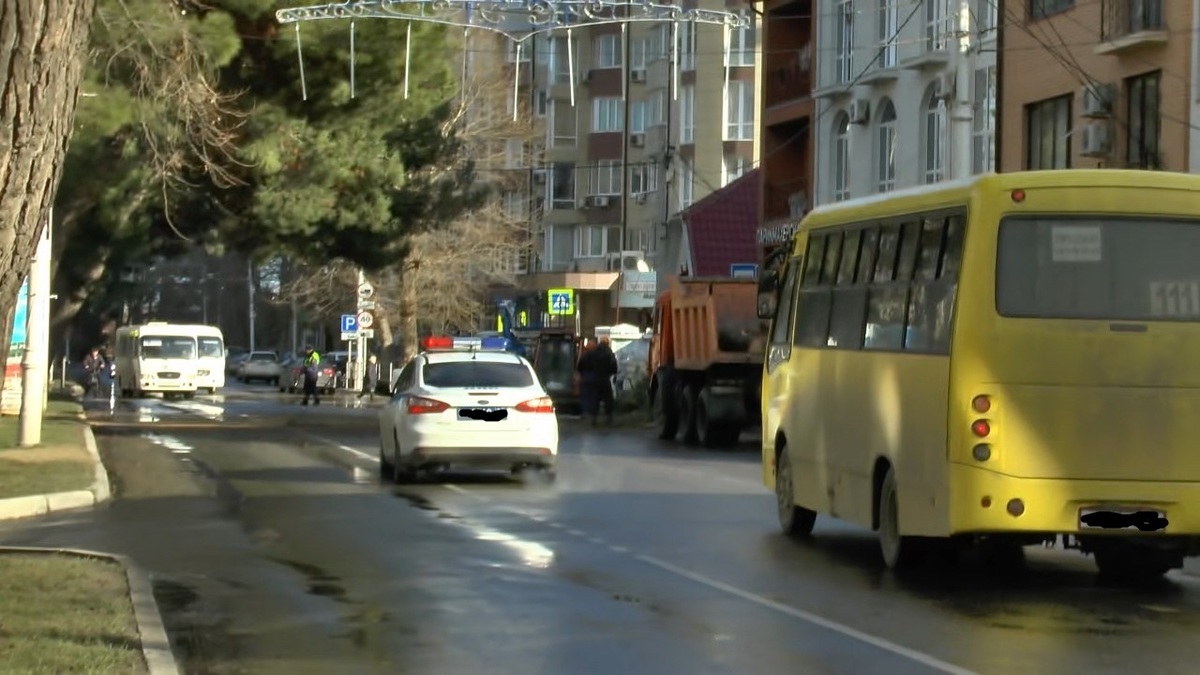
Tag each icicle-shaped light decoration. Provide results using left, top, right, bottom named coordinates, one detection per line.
left=403, top=22, right=412, bottom=99
left=512, top=39, right=523, bottom=121
left=567, top=27, right=576, bottom=107
left=350, top=21, right=357, bottom=98
left=722, top=19, right=731, bottom=96
left=670, top=21, right=678, bottom=101
left=295, top=23, right=309, bottom=101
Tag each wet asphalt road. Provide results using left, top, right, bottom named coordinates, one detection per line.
left=3, top=383, right=1200, bottom=674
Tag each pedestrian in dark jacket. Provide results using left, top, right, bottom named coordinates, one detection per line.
left=576, top=337, right=618, bottom=426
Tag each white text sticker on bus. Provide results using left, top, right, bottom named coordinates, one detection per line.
left=1149, top=282, right=1200, bottom=319
left=143, top=339, right=162, bottom=346
left=1050, top=225, right=1102, bottom=262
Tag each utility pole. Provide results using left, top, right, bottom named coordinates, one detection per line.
left=355, top=268, right=367, bottom=392
left=19, top=209, right=53, bottom=447
left=615, top=20, right=633, bottom=324
left=247, top=259, right=256, bottom=351
left=948, top=0, right=975, bottom=180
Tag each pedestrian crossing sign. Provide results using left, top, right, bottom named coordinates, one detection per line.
left=548, top=288, right=574, bottom=316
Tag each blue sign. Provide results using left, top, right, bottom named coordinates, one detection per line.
left=547, top=288, right=574, bottom=316
left=10, top=278, right=28, bottom=348
left=340, top=314, right=358, bottom=333
left=731, top=263, right=759, bottom=280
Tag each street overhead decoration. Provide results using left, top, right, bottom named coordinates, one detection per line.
left=276, top=0, right=747, bottom=113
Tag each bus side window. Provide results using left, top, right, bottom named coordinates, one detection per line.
left=939, top=214, right=965, bottom=280
left=771, top=260, right=802, bottom=345
left=873, top=225, right=901, bottom=282
left=803, top=236, right=826, bottom=288
left=914, top=217, right=946, bottom=281
left=819, top=231, right=844, bottom=286
left=837, top=230, right=862, bottom=286
left=856, top=227, right=880, bottom=284
left=895, top=221, right=923, bottom=282
left=905, top=214, right=960, bottom=355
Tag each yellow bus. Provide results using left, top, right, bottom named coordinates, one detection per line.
left=756, top=169, right=1200, bottom=581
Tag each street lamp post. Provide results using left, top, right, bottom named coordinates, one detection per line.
left=19, top=209, right=53, bottom=447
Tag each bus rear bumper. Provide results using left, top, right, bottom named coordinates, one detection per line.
left=949, top=462, right=1200, bottom=547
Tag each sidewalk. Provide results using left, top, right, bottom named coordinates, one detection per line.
left=0, top=393, right=179, bottom=674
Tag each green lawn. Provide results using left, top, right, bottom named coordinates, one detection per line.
left=0, top=553, right=146, bottom=674
left=0, top=400, right=96, bottom=499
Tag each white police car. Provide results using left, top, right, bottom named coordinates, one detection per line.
left=378, top=335, right=558, bottom=483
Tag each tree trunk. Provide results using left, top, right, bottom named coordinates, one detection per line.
left=378, top=314, right=394, bottom=351
left=0, top=0, right=96, bottom=392
left=400, top=272, right=418, bottom=361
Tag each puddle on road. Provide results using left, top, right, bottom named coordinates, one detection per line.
left=270, top=557, right=350, bottom=603
left=153, top=577, right=241, bottom=669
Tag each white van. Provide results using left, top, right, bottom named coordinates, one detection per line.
left=113, top=323, right=212, bottom=398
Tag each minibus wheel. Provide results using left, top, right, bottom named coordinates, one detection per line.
left=775, top=445, right=816, bottom=537
left=1093, top=546, right=1173, bottom=583
left=878, top=466, right=919, bottom=569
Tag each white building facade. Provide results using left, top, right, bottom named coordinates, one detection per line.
left=811, top=0, right=998, bottom=206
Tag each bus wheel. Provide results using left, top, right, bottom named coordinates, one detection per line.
left=878, top=466, right=920, bottom=570
left=775, top=445, right=816, bottom=537
left=1094, top=546, right=1174, bottom=583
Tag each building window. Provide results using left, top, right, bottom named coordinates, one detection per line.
left=678, top=162, right=694, bottom=210
left=592, top=97, right=623, bottom=132
left=574, top=225, right=619, bottom=258
left=631, top=100, right=647, bottom=133
left=878, top=0, right=898, bottom=68
left=502, top=191, right=527, bottom=221
left=1025, top=94, right=1071, bottom=169
left=548, top=162, right=577, bottom=210
left=507, top=39, right=530, bottom=63
left=725, top=80, right=755, bottom=140
left=632, top=36, right=650, bottom=70
left=728, top=9, right=756, bottom=67
left=549, top=100, right=577, bottom=148
left=504, top=138, right=526, bottom=168
left=680, top=85, right=695, bottom=143
left=877, top=99, right=897, bottom=192
left=626, top=227, right=656, bottom=254
left=835, top=0, right=854, bottom=84
left=972, top=66, right=996, bottom=174
left=631, top=162, right=659, bottom=194
left=923, top=84, right=945, bottom=183
left=1030, top=0, right=1073, bottom=20
left=723, top=155, right=749, bottom=186
left=551, top=37, right=579, bottom=85
left=833, top=113, right=851, bottom=201
left=680, top=22, right=696, bottom=71
left=1126, top=70, right=1161, bottom=169
left=534, top=90, right=548, bottom=117
left=975, top=0, right=999, bottom=38
left=591, top=160, right=621, bottom=195
left=593, top=34, right=621, bottom=69
left=648, top=90, right=665, bottom=127
left=925, top=0, right=950, bottom=51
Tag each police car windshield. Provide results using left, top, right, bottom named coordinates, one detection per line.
left=422, top=362, right=533, bottom=389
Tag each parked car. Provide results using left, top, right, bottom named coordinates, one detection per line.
left=282, top=353, right=342, bottom=394
left=237, top=351, right=282, bottom=384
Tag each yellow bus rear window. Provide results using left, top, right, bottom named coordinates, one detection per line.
left=996, top=216, right=1200, bottom=321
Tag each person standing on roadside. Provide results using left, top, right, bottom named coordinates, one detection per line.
left=358, top=354, right=380, bottom=402
left=576, top=337, right=618, bottom=426
left=301, top=345, right=322, bottom=406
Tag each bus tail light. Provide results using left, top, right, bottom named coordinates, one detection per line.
left=971, top=394, right=990, bottom=413
left=972, top=444, right=991, bottom=462
left=1011, top=189, right=1026, bottom=202
left=971, top=419, right=991, bottom=437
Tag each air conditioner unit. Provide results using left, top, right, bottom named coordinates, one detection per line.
left=848, top=98, right=869, bottom=125
left=630, top=133, right=646, bottom=147
left=585, top=195, right=611, bottom=208
left=631, top=69, right=647, bottom=83
left=619, top=250, right=646, bottom=271
left=1079, top=121, right=1113, bottom=158
left=1081, top=83, right=1114, bottom=118
left=532, top=169, right=547, bottom=184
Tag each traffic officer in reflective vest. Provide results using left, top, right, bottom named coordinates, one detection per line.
left=302, top=345, right=322, bottom=406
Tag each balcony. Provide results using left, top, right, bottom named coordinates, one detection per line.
left=758, top=183, right=808, bottom=246
left=764, top=45, right=813, bottom=109
left=1096, top=0, right=1167, bottom=55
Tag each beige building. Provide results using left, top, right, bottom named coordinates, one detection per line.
left=999, top=0, right=1198, bottom=173
left=474, top=3, right=759, bottom=332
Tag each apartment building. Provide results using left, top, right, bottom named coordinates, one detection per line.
left=478, top=3, right=758, bottom=333
left=810, top=0, right=998, bottom=207
left=999, top=0, right=1197, bottom=173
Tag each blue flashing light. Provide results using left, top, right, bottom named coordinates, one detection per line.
left=479, top=336, right=511, bottom=351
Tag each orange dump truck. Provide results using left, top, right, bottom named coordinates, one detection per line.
left=647, top=276, right=768, bottom=448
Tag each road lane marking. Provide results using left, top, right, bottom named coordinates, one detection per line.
left=635, top=554, right=976, bottom=675
left=304, top=433, right=378, bottom=463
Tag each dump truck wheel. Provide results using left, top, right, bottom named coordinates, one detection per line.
left=656, top=373, right=679, bottom=440
left=696, top=389, right=742, bottom=449
left=680, top=384, right=700, bottom=446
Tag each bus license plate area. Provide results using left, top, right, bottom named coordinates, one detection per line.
left=458, top=408, right=508, bottom=422
left=1079, top=506, right=1168, bottom=532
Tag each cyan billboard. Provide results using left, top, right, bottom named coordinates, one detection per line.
left=10, top=277, right=28, bottom=349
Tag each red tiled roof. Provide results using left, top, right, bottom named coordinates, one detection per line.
left=682, top=169, right=761, bottom=277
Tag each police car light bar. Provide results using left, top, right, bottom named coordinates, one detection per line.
left=421, top=336, right=512, bottom=352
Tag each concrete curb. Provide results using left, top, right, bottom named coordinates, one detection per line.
left=0, top=415, right=112, bottom=521
left=0, top=545, right=181, bottom=675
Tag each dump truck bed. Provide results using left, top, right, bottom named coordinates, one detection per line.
left=666, top=276, right=766, bottom=372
